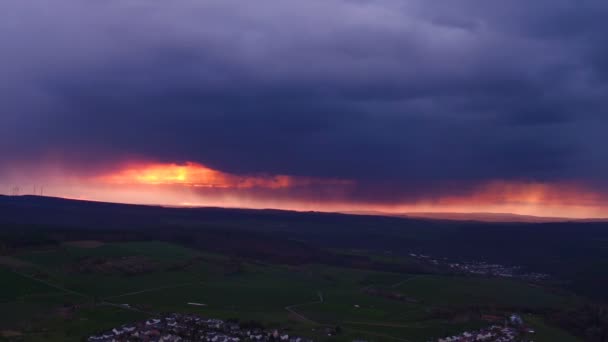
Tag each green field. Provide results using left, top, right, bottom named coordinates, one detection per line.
left=0, top=241, right=582, bottom=341
left=7, top=306, right=148, bottom=342
left=391, top=275, right=572, bottom=309
left=0, top=266, right=89, bottom=327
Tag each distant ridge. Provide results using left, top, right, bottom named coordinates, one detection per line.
left=403, top=212, right=573, bottom=223
left=342, top=210, right=608, bottom=223
left=2, top=195, right=606, bottom=224
left=0, top=195, right=429, bottom=228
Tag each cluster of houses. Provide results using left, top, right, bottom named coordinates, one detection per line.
left=433, top=326, right=520, bottom=342
left=447, top=262, right=548, bottom=281
left=408, top=253, right=549, bottom=281
left=88, top=313, right=313, bottom=342
left=432, top=315, right=533, bottom=342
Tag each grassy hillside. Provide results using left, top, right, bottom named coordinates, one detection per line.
left=0, top=241, right=582, bottom=341
left=2, top=196, right=608, bottom=304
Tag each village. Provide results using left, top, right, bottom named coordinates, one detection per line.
left=434, top=326, right=519, bottom=342
left=88, top=312, right=534, bottom=342
left=432, top=314, right=535, bottom=342
left=408, top=253, right=549, bottom=281
left=87, top=313, right=314, bottom=342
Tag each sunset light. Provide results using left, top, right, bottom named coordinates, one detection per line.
left=100, top=162, right=353, bottom=189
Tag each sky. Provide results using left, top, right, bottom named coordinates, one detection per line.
left=1, top=0, right=608, bottom=218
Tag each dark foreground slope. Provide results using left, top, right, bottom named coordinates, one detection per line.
left=1, top=195, right=608, bottom=301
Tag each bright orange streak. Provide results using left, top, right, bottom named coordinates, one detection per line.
left=104, top=163, right=227, bottom=187
left=100, top=162, right=352, bottom=189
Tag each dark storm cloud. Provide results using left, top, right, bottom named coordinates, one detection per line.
left=1, top=0, right=608, bottom=201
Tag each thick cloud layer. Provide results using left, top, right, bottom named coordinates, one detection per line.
left=1, top=0, right=608, bottom=202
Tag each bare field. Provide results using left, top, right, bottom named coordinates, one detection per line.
left=0, top=256, right=32, bottom=268
left=63, top=240, right=106, bottom=248
left=1, top=330, right=23, bottom=338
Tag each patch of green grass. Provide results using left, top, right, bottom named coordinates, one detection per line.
left=13, top=241, right=213, bottom=298
left=358, top=273, right=411, bottom=287
left=111, top=271, right=322, bottom=321
left=0, top=268, right=89, bottom=329
left=106, top=241, right=200, bottom=261
left=298, top=288, right=426, bottom=323
left=2, top=242, right=584, bottom=342
left=524, top=315, right=582, bottom=342
left=18, top=305, right=148, bottom=342
left=17, top=241, right=199, bottom=268
left=0, top=269, right=61, bottom=301
left=393, top=275, right=570, bottom=309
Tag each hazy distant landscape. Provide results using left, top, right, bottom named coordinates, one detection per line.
left=386, top=212, right=608, bottom=223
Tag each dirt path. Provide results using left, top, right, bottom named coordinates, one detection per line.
left=390, top=275, right=424, bottom=288
left=343, top=320, right=419, bottom=328
left=99, top=301, right=154, bottom=315
left=103, top=281, right=204, bottom=300
left=8, top=269, right=90, bottom=299
left=284, top=291, right=324, bottom=324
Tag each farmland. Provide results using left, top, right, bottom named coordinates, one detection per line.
left=0, top=240, right=581, bottom=341
left=1, top=196, right=603, bottom=341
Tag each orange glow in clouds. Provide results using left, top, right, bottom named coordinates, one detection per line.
left=14, top=161, right=605, bottom=219
left=396, top=180, right=608, bottom=218
left=438, top=181, right=603, bottom=207
left=101, top=162, right=352, bottom=189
